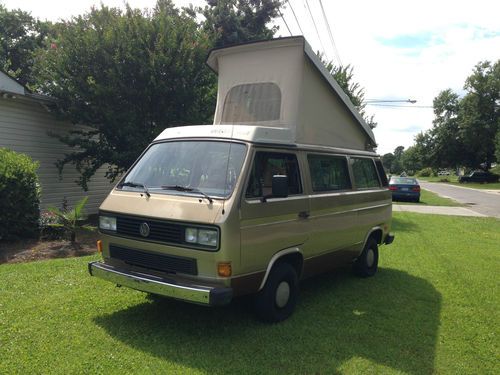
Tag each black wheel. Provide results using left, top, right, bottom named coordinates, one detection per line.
left=254, top=262, right=298, bottom=323
left=415, top=197, right=420, bottom=203
left=354, top=238, right=379, bottom=277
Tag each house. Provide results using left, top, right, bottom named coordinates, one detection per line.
left=206, top=36, right=376, bottom=151
left=0, top=70, right=114, bottom=213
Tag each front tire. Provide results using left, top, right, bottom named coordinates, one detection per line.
left=254, top=262, right=298, bottom=323
left=354, top=238, right=379, bottom=277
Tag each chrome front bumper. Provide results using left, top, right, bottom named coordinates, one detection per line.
left=88, top=261, right=232, bottom=306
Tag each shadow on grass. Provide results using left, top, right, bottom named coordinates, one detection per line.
left=94, top=268, right=440, bottom=374
left=391, top=215, right=420, bottom=233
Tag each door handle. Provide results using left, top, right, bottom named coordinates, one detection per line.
left=298, top=211, right=310, bottom=219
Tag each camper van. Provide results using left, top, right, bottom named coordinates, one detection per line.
left=89, top=37, right=394, bottom=322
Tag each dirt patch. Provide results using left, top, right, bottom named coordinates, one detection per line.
left=0, top=230, right=99, bottom=264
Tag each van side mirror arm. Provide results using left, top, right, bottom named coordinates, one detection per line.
left=261, top=175, right=288, bottom=202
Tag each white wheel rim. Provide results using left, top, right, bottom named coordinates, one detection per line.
left=275, top=281, right=291, bottom=308
left=366, top=248, right=375, bottom=268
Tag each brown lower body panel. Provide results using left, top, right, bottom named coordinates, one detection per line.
left=231, top=271, right=266, bottom=297
left=302, top=248, right=358, bottom=279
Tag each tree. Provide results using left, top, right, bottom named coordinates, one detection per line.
left=381, top=146, right=405, bottom=174
left=33, top=1, right=217, bottom=189
left=0, top=5, right=52, bottom=87
left=381, top=153, right=395, bottom=172
left=458, top=61, right=500, bottom=169
left=401, top=146, right=423, bottom=174
left=495, top=130, right=500, bottom=164
left=200, top=0, right=282, bottom=47
left=390, top=146, right=405, bottom=174
left=429, top=89, right=463, bottom=168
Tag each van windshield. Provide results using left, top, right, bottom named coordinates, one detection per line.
left=118, top=141, right=247, bottom=199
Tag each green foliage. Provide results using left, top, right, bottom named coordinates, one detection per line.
left=0, top=148, right=40, bottom=240
left=33, top=1, right=217, bottom=189
left=381, top=146, right=405, bottom=174
left=459, top=61, right=500, bottom=169
left=495, top=130, right=500, bottom=163
left=0, top=4, right=52, bottom=87
left=401, top=146, right=423, bottom=173
left=47, top=197, right=94, bottom=243
left=200, top=0, right=282, bottom=47
left=417, top=167, right=434, bottom=177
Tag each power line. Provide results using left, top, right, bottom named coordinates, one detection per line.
left=318, top=0, right=342, bottom=66
left=367, top=104, right=434, bottom=108
left=286, top=0, right=304, bottom=35
left=304, top=0, right=327, bottom=57
left=366, top=99, right=417, bottom=103
left=278, top=8, right=292, bottom=36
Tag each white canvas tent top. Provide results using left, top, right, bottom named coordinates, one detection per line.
left=206, top=36, right=376, bottom=151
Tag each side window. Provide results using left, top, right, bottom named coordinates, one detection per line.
left=351, top=157, right=380, bottom=189
left=375, top=160, right=389, bottom=187
left=245, top=152, right=302, bottom=198
left=307, top=154, right=351, bottom=192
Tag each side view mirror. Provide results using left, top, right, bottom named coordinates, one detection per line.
left=261, top=175, right=288, bottom=202
left=272, top=175, right=288, bottom=198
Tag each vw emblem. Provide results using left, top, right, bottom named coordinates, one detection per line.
left=139, top=222, right=150, bottom=237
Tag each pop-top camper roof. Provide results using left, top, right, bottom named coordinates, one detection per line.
left=206, top=36, right=376, bottom=151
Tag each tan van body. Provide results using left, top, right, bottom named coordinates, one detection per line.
left=89, top=37, right=394, bottom=321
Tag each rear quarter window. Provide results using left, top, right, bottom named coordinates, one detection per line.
left=375, top=160, right=389, bottom=187
left=351, top=157, right=380, bottom=189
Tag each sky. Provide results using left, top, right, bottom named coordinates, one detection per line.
left=2, top=0, right=499, bottom=154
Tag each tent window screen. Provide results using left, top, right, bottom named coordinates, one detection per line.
left=222, top=83, right=281, bottom=123
left=351, top=157, right=380, bottom=189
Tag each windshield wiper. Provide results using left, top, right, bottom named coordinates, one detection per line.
left=161, top=185, right=213, bottom=204
left=119, top=181, right=150, bottom=197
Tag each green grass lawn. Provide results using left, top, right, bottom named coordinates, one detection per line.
left=417, top=176, right=500, bottom=190
left=1, top=213, right=499, bottom=374
left=394, top=188, right=463, bottom=206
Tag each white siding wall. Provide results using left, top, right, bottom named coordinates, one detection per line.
left=0, top=97, right=116, bottom=214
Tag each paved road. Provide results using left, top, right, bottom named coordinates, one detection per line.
left=419, top=182, right=500, bottom=218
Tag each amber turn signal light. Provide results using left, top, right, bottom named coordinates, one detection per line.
left=217, top=262, right=232, bottom=277
left=97, top=240, right=102, bottom=254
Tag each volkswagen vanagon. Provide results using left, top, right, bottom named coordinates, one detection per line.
left=89, top=37, right=394, bottom=322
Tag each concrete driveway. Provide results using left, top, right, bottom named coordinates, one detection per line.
left=393, top=204, right=487, bottom=217
left=418, top=181, right=500, bottom=218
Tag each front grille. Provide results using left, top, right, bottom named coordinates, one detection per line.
left=109, top=245, right=198, bottom=275
left=116, top=215, right=184, bottom=245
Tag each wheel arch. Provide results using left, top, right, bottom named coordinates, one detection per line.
left=258, top=247, right=303, bottom=291
left=362, top=226, right=384, bottom=249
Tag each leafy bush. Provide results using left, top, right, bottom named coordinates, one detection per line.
left=47, top=196, right=94, bottom=243
left=417, top=167, right=434, bottom=177
left=0, top=148, right=40, bottom=240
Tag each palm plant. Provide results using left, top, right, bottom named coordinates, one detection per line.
left=47, top=196, right=94, bottom=243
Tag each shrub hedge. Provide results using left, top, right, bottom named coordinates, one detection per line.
left=0, top=148, right=40, bottom=240
left=417, top=167, right=434, bottom=177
